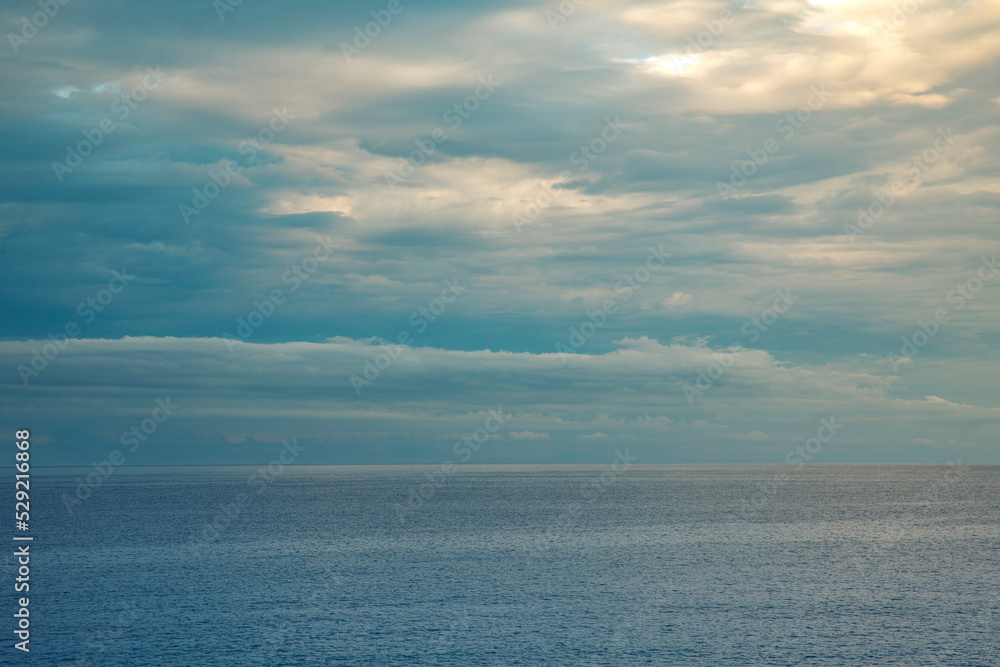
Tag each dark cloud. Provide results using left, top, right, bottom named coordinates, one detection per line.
left=1, top=0, right=998, bottom=463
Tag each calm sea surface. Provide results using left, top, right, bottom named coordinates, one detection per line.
left=8, top=464, right=999, bottom=666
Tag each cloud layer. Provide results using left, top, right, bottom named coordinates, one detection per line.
left=1, top=0, right=998, bottom=463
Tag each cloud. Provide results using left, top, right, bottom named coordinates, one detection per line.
left=509, top=431, right=551, bottom=440
left=664, top=292, right=694, bottom=307
left=1, top=0, right=998, bottom=463
left=0, top=334, right=996, bottom=464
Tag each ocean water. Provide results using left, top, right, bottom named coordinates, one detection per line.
left=9, top=464, right=999, bottom=666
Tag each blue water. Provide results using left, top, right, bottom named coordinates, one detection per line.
left=7, top=464, right=999, bottom=665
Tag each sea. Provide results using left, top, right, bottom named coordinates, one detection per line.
left=7, top=464, right=998, bottom=666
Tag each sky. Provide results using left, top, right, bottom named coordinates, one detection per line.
left=1, top=0, right=998, bottom=466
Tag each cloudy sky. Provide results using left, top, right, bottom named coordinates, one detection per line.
left=1, top=0, right=998, bottom=465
